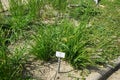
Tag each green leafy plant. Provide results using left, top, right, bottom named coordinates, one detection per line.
left=69, top=1, right=101, bottom=21
left=0, top=46, right=26, bottom=80
left=31, top=20, right=94, bottom=68
left=31, top=16, right=120, bottom=69
left=0, top=28, right=26, bottom=79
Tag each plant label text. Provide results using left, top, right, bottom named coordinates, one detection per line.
left=56, top=51, right=65, bottom=58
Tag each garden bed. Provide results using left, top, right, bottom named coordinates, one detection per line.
left=0, top=0, right=120, bottom=80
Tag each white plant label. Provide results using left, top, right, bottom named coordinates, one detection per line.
left=56, top=51, right=65, bottom=58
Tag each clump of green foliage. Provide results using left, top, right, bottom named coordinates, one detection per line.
left=31, top=20, right=92, bottom=68
left=31, top=0, right=120, bottom=69
left=0, top=29, right=26, bottom=80
left=69, top=2, right=101, bottom=21
left=31, top=18, right=116, bottom=69
left=0, top=47, right=25, bottom=80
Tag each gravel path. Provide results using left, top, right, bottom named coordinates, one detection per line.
left=107, top=69, right=120, bottom=80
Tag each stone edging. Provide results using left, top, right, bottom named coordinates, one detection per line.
left=86, top=56, right=120, bottom=80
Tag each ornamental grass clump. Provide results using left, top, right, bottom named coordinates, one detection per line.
left=31, top=17, right=120, bottom=69
left=31, top=20, right=94, bottom=69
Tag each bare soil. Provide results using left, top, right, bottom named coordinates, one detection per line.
left=25, top=57, right=87, bottom=80
left=107, top=69, right=120, bottom=80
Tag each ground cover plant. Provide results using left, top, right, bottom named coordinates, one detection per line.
left=0, top=0, right=120, bottom=79
left=0, top=47, right=26, bottom=80
left=0, top=28, right=26, bottom=80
